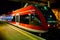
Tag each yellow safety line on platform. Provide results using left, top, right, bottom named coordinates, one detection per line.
left=9, top=25, right=38, bottom=40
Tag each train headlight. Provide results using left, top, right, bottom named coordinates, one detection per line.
left=48, top=24, right=50, bottom=27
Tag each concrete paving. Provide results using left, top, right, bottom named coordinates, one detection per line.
left=0, top=21, right=45, bottom=40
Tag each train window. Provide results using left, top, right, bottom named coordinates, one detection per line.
left=20, top=14, right=29, bottom=24
left=20, top=13, right=42, bottom=26
left=12, top=16, right=15, bottom=22
left=29, top=13, right=42, bottom=26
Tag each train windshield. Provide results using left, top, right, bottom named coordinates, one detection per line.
left=34, top=4, right=57, bottom=25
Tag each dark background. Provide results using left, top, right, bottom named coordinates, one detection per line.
left=0, top=0, right=60, bottom=15
left=0, top=0, right=25, bottom=15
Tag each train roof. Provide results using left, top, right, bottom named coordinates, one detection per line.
left=12, top=5, right=35, bottom=16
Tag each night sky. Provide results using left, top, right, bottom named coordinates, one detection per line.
left=0, top=0, right=60, bottom=15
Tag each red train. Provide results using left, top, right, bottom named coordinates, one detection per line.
left=11, top=4, right=57, bottom=33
